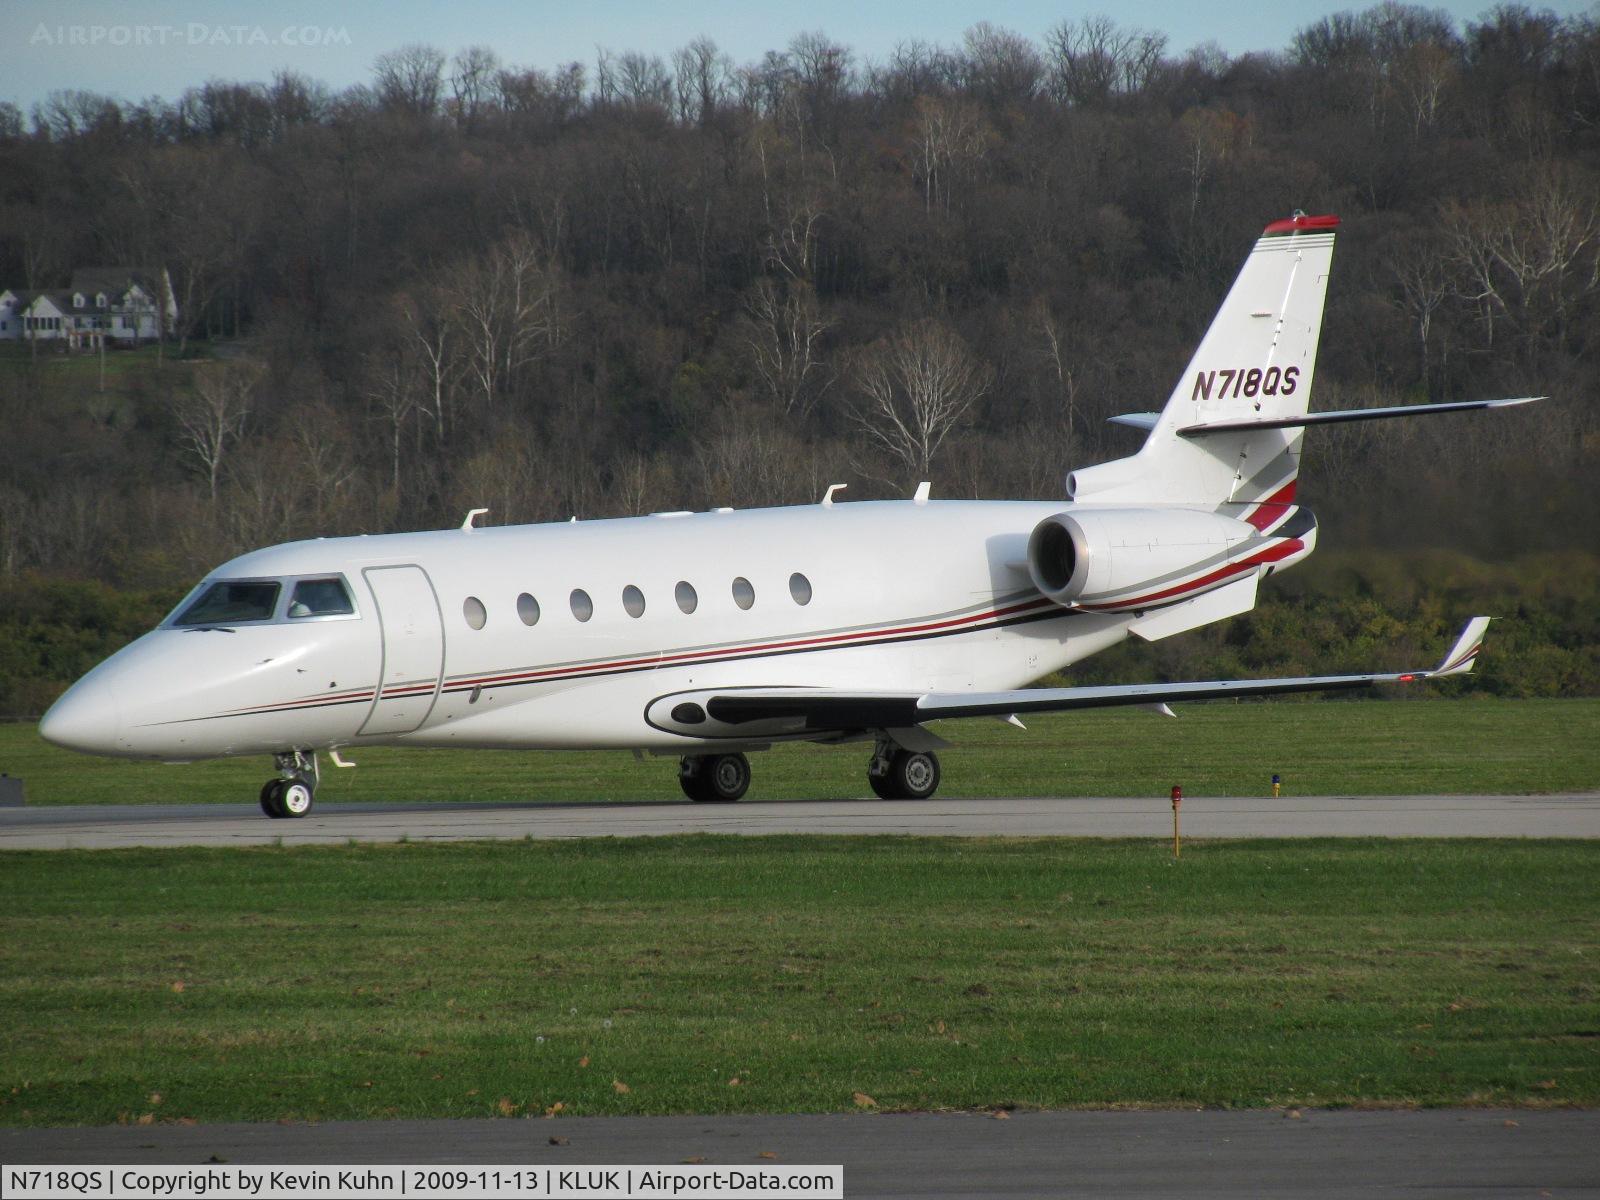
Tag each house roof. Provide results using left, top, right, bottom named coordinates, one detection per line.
left=69, top=267, right=165, bottom=298
left=14, top=291, right=76, bottom=315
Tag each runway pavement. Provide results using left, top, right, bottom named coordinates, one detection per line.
left=1, top=792, right=1597, bottom=848
left=5, top=1110, right=1596, bottom=1197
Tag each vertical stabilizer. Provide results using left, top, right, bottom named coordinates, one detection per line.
left=1068, top=214, right=1338, bottom=512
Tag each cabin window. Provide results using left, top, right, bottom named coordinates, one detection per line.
left=517, top=592, right=540, bottom=626
left=463, top=596, right=487, bottom=630
left=287, top=577, right=355, bottom=618
left=732, top=577, right=755, bottom=610
left=622, top=585, right=646, bottom=618
left=570, top=589, right=594, bottom=622
left=675, top=581, right=698, bottom=614
left=173, top=580, right=281, bottom=626
left=789, top=572, right=813, bottom=605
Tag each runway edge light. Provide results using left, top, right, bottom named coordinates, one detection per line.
left=1171, top=784, right=1182, bottom=859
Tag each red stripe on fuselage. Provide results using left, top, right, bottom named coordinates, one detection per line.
left=1084, top=540, right=1303, bottom=612
left=439, top=596, right=1059, bottom=693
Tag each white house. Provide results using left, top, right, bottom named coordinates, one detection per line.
left=0, top=268, right=178, bottom=347
left=0, top=290, right=22, bottom=340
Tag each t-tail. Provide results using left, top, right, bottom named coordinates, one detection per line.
left=1069, top=213, right=1339, bottom=525
left=1070, top=211, right=1538, bottom=521
left=1024, top=212, right=1541, bottom=636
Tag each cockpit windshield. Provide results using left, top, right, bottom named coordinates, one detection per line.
left=288, top=577, right=355, bottom=618
left=172, top=581, right=282, bottom=626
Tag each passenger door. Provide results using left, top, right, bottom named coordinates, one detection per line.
left=359, top=565, right=445, bottom=736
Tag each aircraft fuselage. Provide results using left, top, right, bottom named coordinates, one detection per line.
left=44, top=499, right=1155, bottom=761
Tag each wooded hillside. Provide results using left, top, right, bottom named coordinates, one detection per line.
left=1, top=5, right=1596, bottom=708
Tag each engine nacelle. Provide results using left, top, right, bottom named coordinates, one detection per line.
left=1026, top=506, right=1268, bottom=611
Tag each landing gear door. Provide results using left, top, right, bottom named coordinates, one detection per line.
left=359, top=565, right=445, bottom=736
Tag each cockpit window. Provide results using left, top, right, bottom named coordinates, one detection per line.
left=173, top=581, right=281, bottom=626
left=287, top=577, right=355, bottom=619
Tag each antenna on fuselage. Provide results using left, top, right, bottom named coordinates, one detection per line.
left=821, top=483, right=848, bottom=506
left=461, top=508, right=489, bottom=530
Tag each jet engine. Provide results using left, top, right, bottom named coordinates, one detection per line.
left=1026, top=507, right=1269, bottom=611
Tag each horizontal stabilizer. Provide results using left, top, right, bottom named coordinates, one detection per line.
left=1107, top=413, right=1161, bottom=432
left=1178, top=397, right=1541, bottom=437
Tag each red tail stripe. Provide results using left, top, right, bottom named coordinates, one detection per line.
left=1244, top=480, right=1299, bottom=531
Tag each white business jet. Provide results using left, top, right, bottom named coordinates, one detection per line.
left=41, top=213, right=1532, bottom=816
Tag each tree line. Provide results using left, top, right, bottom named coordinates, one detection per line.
left=0, top=4, right=1597, bottom=705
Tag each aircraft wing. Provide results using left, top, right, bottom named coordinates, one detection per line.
left=653, top=618, right=1490, bottom=737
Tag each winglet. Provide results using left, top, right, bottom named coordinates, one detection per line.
left=1433, top=617, right=1491, bottom=677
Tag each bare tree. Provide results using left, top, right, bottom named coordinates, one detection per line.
left=1441, top=167, right=1600, bottom=353
left=1178, top=107, right=1247, bottom=219
left=373, top=44, right=446, bottom=119
left=266, top=69, right=329, bottom=136
left=1044, top=16, right=1168, bottom=105
left=960, top=22, right=1045, bottom=108
left=910, top=95, right=990, bottom=215
left=1389, top=234, right=1451, bottom=381
left=788, top=31, right=853, bottom=135
left=742, top=280, right=833, bottom=418
left=31, top=90, right=121, bottom=140
left=597, top=49, right=673, bottom=113
left=869, top=39, right=958, bottom=105
left=693, top=420, right=820, bottom=508
left=444, top=233, right=562, bottom=411
left=364, top=350, right=421, bottom=495
left=399, top=289, right=459, bottom=442
left=1394, top=40, right=1457, bottom=135
left=1033, top=298, right=1079, bottom=451
left=672, top=37, right=732, bottom=126
left=450, top=45, right=500, bottom=131
left=497, top=62, right=585, bottom=127
left=756, top=170, right=826, bottom=283
left=286, top=400, right=357, bottom=529
left=224, top=440, right=303, bottom=548
left=176, top=365, right=257, bottom=501
left=849, top=319, right=993, bottom=477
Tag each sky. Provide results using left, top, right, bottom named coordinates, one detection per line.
left=1, top=0, right=1594, bottom=112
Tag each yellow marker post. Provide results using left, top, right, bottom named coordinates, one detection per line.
left=1171, top=784, right=1182, bottom=858
left=1272, top=773, right=1281, bottom=798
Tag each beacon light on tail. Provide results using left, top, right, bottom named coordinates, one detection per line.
left=41, top=213, right=1534, bottom=816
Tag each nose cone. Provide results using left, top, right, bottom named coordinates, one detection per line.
left=39, top=675, right=124, bottom=756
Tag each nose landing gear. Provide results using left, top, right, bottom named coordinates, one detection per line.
left=260, top=750, right=318, bottom=819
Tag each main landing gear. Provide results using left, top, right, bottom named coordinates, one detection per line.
left=868, top=740, right=942, bottom=800
left=260, top=750, right=318, bottom=819
left=678, top=752, right=752, bottom=802
left=676, top=742, right=944, bottom=803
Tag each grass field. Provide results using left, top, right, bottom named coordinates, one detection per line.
left=0, top=342, right=213, bottom=377
left=2, top=698, right=1597, bottom=807
left=1, top=837, right=1596, bottom=1126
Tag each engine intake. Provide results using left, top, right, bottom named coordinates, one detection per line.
left=1027, top=507, right=1265, bottom=610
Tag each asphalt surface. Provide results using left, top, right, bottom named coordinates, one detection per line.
left=1, top=792, right=1597, bottom=848
left=5, top=1110, right=1596, bottom=1197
